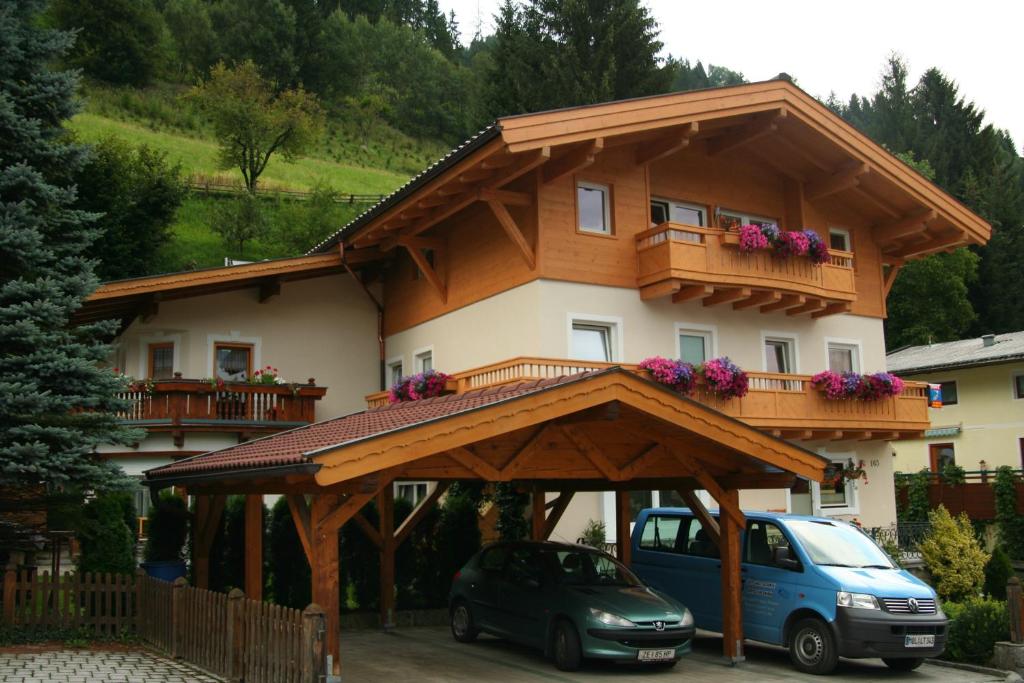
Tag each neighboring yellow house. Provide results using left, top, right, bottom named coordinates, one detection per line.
left=889, top=331, right=1024, bottom=474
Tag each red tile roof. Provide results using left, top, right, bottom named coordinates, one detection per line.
left=145, top=370, right=607, bottom=482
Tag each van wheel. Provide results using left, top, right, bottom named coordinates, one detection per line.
left=450, top=600, right=479, bottom=643
left=789, top=617, right=838, bottom=675
left=552, top=619, right=582, bottom=671
left=883, top=657, right=923, bottom=671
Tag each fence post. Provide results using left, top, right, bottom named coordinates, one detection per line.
left=2, top=562, right=15, bottom=623
left=226, top=588, right=245, bottom=682
left=171, top=576, right=187, bottom=658
left=134, top=568, right=145, bottom=635
left=302, top=603, right=326, bottom=683
left=1009, top=577, right=1023, bottom=644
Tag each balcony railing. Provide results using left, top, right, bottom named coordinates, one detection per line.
left=366, top=357, right=929, bottom=440
left=636, top=223, right=856, bottom=316
left=117, top=379, right=327, bottom=430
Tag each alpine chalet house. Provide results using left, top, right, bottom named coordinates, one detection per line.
left=79, top=79, right=990, bottom=540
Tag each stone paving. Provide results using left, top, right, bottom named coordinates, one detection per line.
left=0, top=650, right=223, bottom=682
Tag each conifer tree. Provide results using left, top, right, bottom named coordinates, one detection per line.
left=0, top=0, right=139, bottom=492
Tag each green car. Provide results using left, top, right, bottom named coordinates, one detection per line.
left=449, top=541, right=695, bottom=671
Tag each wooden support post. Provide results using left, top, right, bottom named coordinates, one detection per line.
left=171, top=576, right=187, bottom=658
left=193, top=494, right=225, bottom=590
left=378, top=485, right=396, bottom=631
left=310, top=495, right=343, bottom=676
left=542, top=492, right=574, bottom=540
left=614, top=490, right=631, bottom=565
left=226, top=588, right=245, bottom=682
left=531, top=490, right=546, bottom=541
left=244, top=494, right=263, bottom=601
left=1008, top=576, right=1023, bottom=644
left=302, top=602, right=327, bottom=683
left=719, top=489, right=744, bottom=663
left=3, top=563, right=15, bottom=623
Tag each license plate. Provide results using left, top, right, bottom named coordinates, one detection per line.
left=637, top=648, right=675, bottom=662
left=905, top=634, right=935, bottom=648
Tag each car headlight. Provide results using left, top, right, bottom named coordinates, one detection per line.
left=589, top=608, right=635, bottom=628
left=680, top=609, right=694, bottom=627
left=836, top=591, right=879, bottom=610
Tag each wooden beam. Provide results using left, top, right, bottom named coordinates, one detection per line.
left=892, top=231, right=968, bottom=258
left=677, top=489, right=720, bottom=547
left=732, top=290, right=781, bottom=310
left=285, top=494, right=313, bottom=565
left=378, top=485, right=396, bottom=630
left=672, top=284, right=713, bottom=303
left=635, top=122, right=699, bottom=166
left=660, top=446, right=744, bottom=528
left=478, top=188, right=532, bottom=206
left=761, top=294, right=804, bottom=313
left=396, top=236, right=445, bottom=251
left=404, top=244, right=446, bottom=302
left=811, top=302, right=851, bottom=318
left=257, top=279, right=280, bottom=303
left=786, top=297, right=826, bottom=316
left=352, top=512, right=382, bottom=548
left=500, top=425, right=554, bottom=480
left=193, top=494, right=226, bottom=590
left=394, top=482, right=450, bottom=547
left=316, top=490, right=380, bottom=534
left=873, top=209, right=937, bottom=244
left=851, top=187, right=901, bottom=218
left=882, top=263, right=902, bottom=299
left=310, top=494, right=342, bottom=676
left=486, top=199, right=535, bottom=269
left=560, top=424, right=624, bottom=481
left=458, top=167, right=493, bottom=183
left=447, top=446, right=503, bottom=481
left=706, top=110, right=786, bottom=157
left=543, top=139, right=604, bottom=184
left=542, top=492, right=574, bottom=540
left=531, top=490, right=546, bottom=541
left=703, top=287, right=752, bottom=307
left=805, top=161, right=869, bottom=202
left=617, top=443, right=664, bottom=481
left=720, top=490, right=745, bottom=663
left=780, top=430, right=813, bottom=440
left=615, top=490, right=632, bottom=565
left=244, top=494, right=263, bottom=601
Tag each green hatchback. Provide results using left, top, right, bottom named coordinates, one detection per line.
left=449, top=541, right=695, bottom=671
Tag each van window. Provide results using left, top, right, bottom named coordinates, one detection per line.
left=745, top=520, right=791, bottom=566
left=684, top=517, right=720, bottom=558
left=639, top=515, right=682, bottom=552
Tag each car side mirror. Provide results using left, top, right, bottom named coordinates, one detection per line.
left=772, top=546, right=800, bottom=570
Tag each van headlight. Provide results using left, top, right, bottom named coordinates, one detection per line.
left=836, top=591, right=879, bottom=610
left=589, top=608, right=635, bottom=628
left=680, top=609, right=694, bottom=627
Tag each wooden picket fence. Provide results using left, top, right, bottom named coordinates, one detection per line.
left=2, top=565, right=325, bottom=683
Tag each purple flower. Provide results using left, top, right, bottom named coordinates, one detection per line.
left=639, top=356, right=697, bottom=394
left=388, top=369, right=452, bottom=403
left=699, top=357, right=749, bottom=400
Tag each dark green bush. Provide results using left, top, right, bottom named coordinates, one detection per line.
left=994, top=467, right=1024, bottom=560
left=942, top=597, right=1009, bottom=664
left=494, top=483, right=529, bottom=541
left=983, top=545, right=1015, bottom=599
left=143, top=492, right=189, bottom=562
left=268, top=497, right=310, bottom=609
left=77, top=494, right=136, bottom=575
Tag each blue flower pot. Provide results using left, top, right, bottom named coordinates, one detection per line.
left=140, top=560, right=187, bottom=582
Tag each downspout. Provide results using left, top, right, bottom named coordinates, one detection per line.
left=340, top=244, right=386, bottom=391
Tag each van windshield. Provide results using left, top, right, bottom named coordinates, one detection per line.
left=785, top=520, right=895, bottom=569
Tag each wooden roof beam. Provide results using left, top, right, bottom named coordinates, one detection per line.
left=672, top=284, right=714, bottom=303
left=404, top=243, right=446, bottom=302
left=543, top=139, right=604, bottom=184
left=786, top=297, right=826, bottom=316
left=851, top=187, right=901, bottom=218
left=479, top=188, right=532, bottom=206
left=760, top=294, right=805, bottom=313
left=486, top=199, right=535, bottom=270
left=706, top=109, right=786, bottom=157
left=703, top=287, right=752, bottom=307
left=805, top=161, right=869, bottom=202
left=892, top=230, right=968, bottom=259
left=873, top=209, right=937, bottom=244
left=635, top=122, right=699, bottom=166
left=257, top=278, right=280, bottom=303
left=811, top=301, right=851, bottom=318
left=458, top=167, right=494, bottom=183
left=732, top=290, right=781, bottom=310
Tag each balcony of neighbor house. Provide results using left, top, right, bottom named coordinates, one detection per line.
left=116, top=375, right=327, bottom=445
left=635, top=223, right=857, bottom=317
left=366, top=357, right=929, bottom=441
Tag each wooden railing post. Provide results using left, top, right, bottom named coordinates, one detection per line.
left=302, top=603, right=326, bottom=683
left=226, top=588, right=245, bottom=682
left=171, top=576, right=187, bottom=658
left=3, top=562, right=16, bottom=623
left=1008, top=576, right=1023, bottom=644
left=134, top=568, right=145, bottom=634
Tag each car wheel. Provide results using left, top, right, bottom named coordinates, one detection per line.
left=883, top=657, right=924, bottom=671
left=552, top=619, right=583, bottom=671
left=450, top=600, right=479, bottom=643
left=788, top=617, right=838, bottom=675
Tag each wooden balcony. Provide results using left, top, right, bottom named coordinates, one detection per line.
left=636, top=223, right=857, bottom=317
left=117, top=379, right=327, bottom=444
left=366, top=357, right=929, bottom=440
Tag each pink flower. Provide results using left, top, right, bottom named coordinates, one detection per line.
left=776, top=231, right=810, bottom=257
left=639, top=356, right=696, bottom=394
left=738, top=224, right=769, bottom=252
left=699, top=357, right=748, bottom=400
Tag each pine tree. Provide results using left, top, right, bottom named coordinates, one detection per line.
left=0, top=0, right=139, bottom=492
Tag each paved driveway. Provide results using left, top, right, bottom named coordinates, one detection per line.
left=0, top=649, right=222, bottom=682
left=339, top=626, right=1008, bottom=683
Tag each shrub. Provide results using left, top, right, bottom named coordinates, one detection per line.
left=268, top=497, right=310, bottom=609
left=940, top=463, right=966, bottom=485
left=983, top=545, right=1015, bottom=600
left=77, top=495, right=136, bottom=575
left=430, top=483, right=483, bottom=607
left=143, top=492, right=189, bottom=563
left=942, top=597, right=1009, bottom=664
left=900, top=468, right=932, bottom=523
left=493, top=483, right=529, bottom=542
left=919, top=505, right=989, bottom=602
left=580, top=519, right=607, bottom=547
left=994, top=466, right=1024, bottom=560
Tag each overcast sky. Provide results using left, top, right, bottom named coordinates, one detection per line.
left=440, top=0, right=1024, bottom=151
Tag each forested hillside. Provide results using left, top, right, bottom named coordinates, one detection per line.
left=47, top=0, right=1024, bottom=346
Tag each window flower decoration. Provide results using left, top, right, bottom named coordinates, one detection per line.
left=250, top=365, right=287, bottom=385
left=775, top=230, right=810, bottom=258
left=738, top=224, right=769, bottom=252
left=812, top=370, right=904, bottom=400
left=640, top=356, right=749, bottom=400
left=699, top=356, right=749, bottom=400
left=388, top=369, right=452, bottom=403
left=735, top=223, right=832, bottom=265
left=638, top=357, right=697, bottom=394
left=113, top=368, right=154, bottom=395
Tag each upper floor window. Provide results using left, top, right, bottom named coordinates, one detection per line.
left=388, top=359, right=404, bottom=386
left=1013, top=374, right=1024, bottom=400
left=650, top=198, right=706, bottom=228
left=414, top=349, right=433, bottom=372
left=677, top=326, right=714, bottom=366
left=396, top=481, right=428, bottom=506
left=827, top=341, right=860, bottom=374
left=571, top=322, right=614, bottom=362
left=147, top=342, right=174, bottom=379
left=829, top=229, right=851, bottom=252
left=719, top=209, right=776, bottom=231
left=764, top=336, right=796, bottom=374
left=214, top=342, right=252, bottom=382
left=940, top=381, right=959, bottom=406
left=577, top=181, right=612, bottom=234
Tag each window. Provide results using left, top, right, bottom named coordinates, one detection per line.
left=577, top=181, right=611, bottom=234
left=506, top=547, right=543, bottom=588
left=650, top=198, right=706, bottom=228
left=827, top=341, right=860, bottom=374
left=764, top=337, right=795, bottom=374
left=414, top=349, right=433, bottom=372
left=214, top=343, right=252, bottom=382
left=940, top=381, right=959, bottom=406
left=929, top=443, right=956, bottom=473
left=719, top=210, right=776, bottom=231
left=683, top=516, right=719, bottom=558
left=388, top=360, right=404, bottom=386
left=571, top=323, right=613, bottom=362
left=678, top=329, right=712, bottom=365
left=396, top=482, right=428, bottom=505
left=639, top=515, right=683, bottom=553
left=829, top=229, right=851, bottom=252
left=479, top=545, right=509, bottom=573
left=147, top=342, right=174, bottom=379
left=1013, top=374, right=1024, bottom=400
left=819, top=463, right=854, bottom=509
left=744, top=520, right=792, bottom=566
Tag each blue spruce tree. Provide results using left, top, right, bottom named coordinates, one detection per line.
left=0, top=0, right=140, bottom=491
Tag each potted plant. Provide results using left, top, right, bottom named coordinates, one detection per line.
left=140, top=492, right=189, bottom=581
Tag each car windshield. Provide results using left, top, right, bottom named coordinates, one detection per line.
left=545, top=549, right=642, bottom=587
left=785, top=520, right=895, bottom=569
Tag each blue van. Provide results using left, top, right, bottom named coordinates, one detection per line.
left=630, top=508, right=947, bottom=674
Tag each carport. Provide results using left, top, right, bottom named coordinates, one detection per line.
left=144, top=367, right=830, bottom=675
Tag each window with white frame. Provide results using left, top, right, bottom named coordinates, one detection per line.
left=414, top=349, right=433, bottom=372
left=764, top=336, right=796, bottom=374
left=719, top=209, right=777, bottom=231
left=387, top=359, right=404, bottom=386
left=818, top=456, right=858, bottom=511
left=677, top=326, right=715, bottom=366
left=827, top=341, right=860, bottom=374
left=396, top=481, right=429, bottom=506
left=571, top=322, right=614, bottom=362
left=650, top=198, right=706, bottom=228
left=1013, top=373, right=1024, bottom=400
left=829, top=228, right=851, bottom=252
left=577, top=181, right=612, bottom=234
